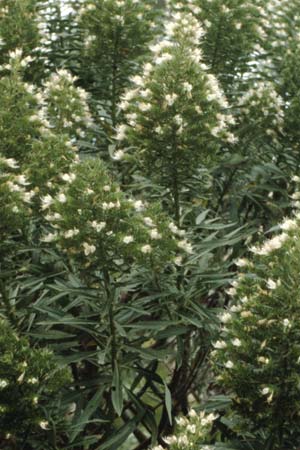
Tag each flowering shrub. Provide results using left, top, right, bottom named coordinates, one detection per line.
left=43, top=69, right=93, bottom=139
left=212, top=206, right=300, bottom=447
left=0, top=155, right=31, bottom=243
left=116, top=11, right=235, bottom=219
left=42, top=158, right=184, bottom=274
left=0, top=0, right=41, bottom=63
left=77, top=0, right=160, bottom=125
left=152, top=409, right=218, bottom=450
left=166, top=0, right=266, bottom=89
left=236, top=81, right=284, bottom=151
left=0, top=318, right=70, bottom=445
left=0, top=50, right=43, bottom=164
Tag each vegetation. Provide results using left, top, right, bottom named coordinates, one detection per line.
left=1, top=1, right=300, bottom=449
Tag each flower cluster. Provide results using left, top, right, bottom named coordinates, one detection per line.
left=166, top=0, right=266, bottom=86
left=0, top=50, right=45, bottom=164
left=0, top=0, right=41, bottom=67
left=0, top=318, right=70, bottom=442
left=115, top=11, right=234, bottom=202
left=42, top=158, right=187, bottom=273
left=43, top=69, right=93, bottom=139
left=0, top=155, right=32, bottom=241
left=77, top=0, right=160, bottom=122
left=236, top=81, right=284, bottom=147
left=212, top=209, right=300, bottom=439
left=0, top=50, right=83, bottom=201
left=152, top=409, right=218, bottom=450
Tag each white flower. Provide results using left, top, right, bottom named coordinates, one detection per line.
left=130, top=75, right=144, bottom=86
left=141, top=244, right=152, bottom=254
left=83, top=243, right=96, bottom=256
left=266, top=278, right=279, bottom=290
left=143, top=217, right=155, bottom=227
left=225, top=360, right=234, bottom=369
left=41, top=194, right=53, bottom=210
left=258, top=356, right=269, bottom=364
left=64, top=229, right=80, bottom=239
left=57, top=193, right=67, bottom=203
left=139, top=102, right=151, bottom=112
left=113, top=150, right=125, bottom=161
left=165, top=93, right=178, bottom=106
left=0, top=380, right=8, bottom=389
left=115, top=124, right=127, bottom=141
left=60, top=173, right=76, bottom=183
left=3, top=158, right=19, bottom=169
left=28, top=377, right=38, bottom=384
left=22, top=190, right=35, bottom=203
left=42, top=232, right=58, bottom=242
left=6, top=181, right=21, bottom=192
left=91, top=221, right=106, bottom=232
left=235, top=258, right=248, bottom=267
left=226, top=287, right=236, bottom=297
left=177, top=239, right=193, bottom=254
left=133, top=200, right=144, bottom=211
left=280, top=218, right=297, bottom=231
left=39, top=420, right=49, bottom=430
left=213, top=340, right=227, bottom=349
left=188, top=409, right=197, bottom=418
left=164, top=435, right=178, bottom=445
left=250, top=233, right=288, bottom=255
left=174, top=256, right=183, bottom=266
left=219, top=312, right=232, bottom=323
left=150, top=229, right=162, bottom=240
left=155, top=53, right=173, bottom=64
left=283, top=318, right=291, bottom=329
left=178, top=436, right=188, bottom=446
left=123, top=236, right=134, bottom=244
left=261, top=387, right=270, bottom=395
left=19, top=176, right=31, bottom=193
left=232, top=338, right=242, bottom=347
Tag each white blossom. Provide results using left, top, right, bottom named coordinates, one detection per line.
left=83, top=242, right=96, bottom=256
left=141, top=244, right=152, bottom=254
left=123, top=236, right=134, bottom=244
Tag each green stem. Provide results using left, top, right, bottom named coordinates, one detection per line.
left=0, top=278, right=18, bottom=327
left=171, top=131, right=180, bottom=225
left=103, top=270, right=116, bottom=370
left=111, top=27, right=120, bottom=128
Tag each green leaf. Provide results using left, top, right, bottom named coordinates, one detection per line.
left=111, top=363, right=123, bottom=417
left=70, top=388, right=104, bottom=442
left=164, top=381, right=172, bottom=425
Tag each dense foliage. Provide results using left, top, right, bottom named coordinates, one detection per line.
left=2, top=1, right=300, bottom=450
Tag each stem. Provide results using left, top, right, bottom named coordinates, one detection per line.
left=111, top=27, right=119, bottom=128
left=171, top=130, right=180, bottom=224
left=0, top=278, right=18, bottom=327
left=172, top=171, right=180, bottom=225
left=103, top=270, right=116, bottom=370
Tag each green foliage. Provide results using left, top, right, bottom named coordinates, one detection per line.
left=0, top=318, right=70, bottom=445
left=0, top=0, right=41, bottom=62
left=77, top=0, right=161, bottom=126
left=116, top=11, right=235, bottom=220
left=212, top=206, right=300, bottom=448
left=2, top=1, right=300, bottom=449
left=167, top=0, right=266, bottom=91
left=43, top=158, right=181, bottom=273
